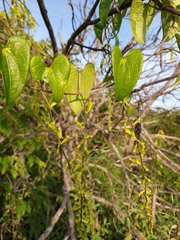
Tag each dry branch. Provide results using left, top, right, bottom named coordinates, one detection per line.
left=37, top=0, right=58, bottom=57
left=38, top=189, right=68, bottom=240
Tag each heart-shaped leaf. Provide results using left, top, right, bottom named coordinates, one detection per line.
left=30, top=54, right=70, bottom=102
left=130, top=0, right=156, bottom=44
left=0, top=35, right=30, bottom=104
left=65, top=63, right=95, bottom=114
left=112, top=46, right=143, bottom=101
left=29, top=55, right=46, bottom=80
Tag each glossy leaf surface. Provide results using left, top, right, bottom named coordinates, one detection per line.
left=161, top=8, right=180, bottom=42
left=130, top=0, right=156, bottom=44
left=29, top=55, right=46, bottom=80
left=112, top=46, right=143, bottom=101
left=65, top=63, right=94, bottom=114
left=30, top=54, right=70, bottom=102
left=0, top=36, right=30, bottom=104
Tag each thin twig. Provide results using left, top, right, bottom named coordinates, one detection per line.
left=38, top=189, right=68, bottom=240
left=0, top=18, right=15, bottom=35
left=64, top=0, right=100, bottom=54
left=66, top=196, right=76, bottom=240
left=85, top=194, right=125, bottom=220
left=152, top=0, right=180, bottom=16
left=74, top=41, right=109, bottom=52
left=64, top=0, right=180, bottom=55
left=152, top=188, right=157, bottom=222
left=37, top=0, right=58, bottom=57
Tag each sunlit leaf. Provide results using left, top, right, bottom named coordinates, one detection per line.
left=29, top=55, right=46, bottom=80
left=30, top=54, right=70, bottom=102
left=85, top=98, right=93, bottom=114
left=66, top=63, right=94, bottom=114
left=124, top=233, right=133, bottom=240
left=161, top=1, right=180, bottom=41
left=130, top=0, right=156, bottom=44
left=0, top=36, right=30, bottom=104
left=34, top=157, right=46, bottom=168
left=174, top=73, right=180, bottom=84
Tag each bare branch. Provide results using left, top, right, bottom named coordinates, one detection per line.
left=74, top=41, right=108, bottom=52
left=133, top=72, right=180, bottom=94
left=38, top=188, right=68, bottom=240
left=67, top=196, right=76, bottom=240
left=152, top=188, right=157, bottom=222
left=0, top=18, right=15, bottom=35
left=63, top=0, right=135, bottom=55
left=64, top=0, right=100, bottom=54
left=64, top=0, right=180, bottom=55
left=37, top=0, right=58, bottom=57
left=152, top=0, right=180, bottom=16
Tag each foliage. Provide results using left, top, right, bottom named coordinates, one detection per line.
left=0, top=0, right=180, bottom=239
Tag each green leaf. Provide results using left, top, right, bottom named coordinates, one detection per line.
left=112, top=11, right=126, bottom=33
left=0, top=156, right=12, bottom=174
left=94, top=22, right=104, bottom=43
left=112, top=46, right=122, bottom=86
left=130, top=0, right=156, bottom=44
left=99, top=0, right=113, bottom=26
left=30, top=54, right=70, bottom=102
left=124, top=233, right=132, bottom=240
left=48, top=54, right=70, bottom=102
left=112, top=46, right=143, bottom=101
left=174, top=74, right=180, bottom=84
left=118, top=0, right=125, bottom=6
left=102, top=75, right=114, bottom=83
left=0, top=35, right=30, bottom=104
left=29, top=55, right=46, bottom=80
left=65, top=63, right=95, bottom=114
left=161, top=10, right=180, bottom=41
left=34, top=157, right=46, bottom=168
left=175, top=33, right=180, bottom=50
left=15, top=200, right=26, bottom=218
left=10, top=168, right=18, bottom=179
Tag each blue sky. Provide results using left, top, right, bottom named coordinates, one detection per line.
left=26, top=0, right=73, bottom=43
left=24, top=1, right=162, bottom=54
left=25, top=1, right=138, bottom=48
left=0, top=1, right=161, bottom=48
